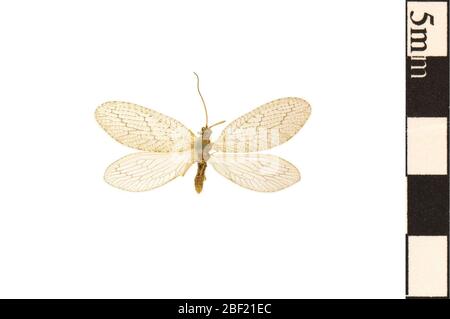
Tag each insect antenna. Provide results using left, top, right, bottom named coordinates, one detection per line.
left=194, top=72, right=209, bottom=127
left=209, top=120, right=226, bottom=128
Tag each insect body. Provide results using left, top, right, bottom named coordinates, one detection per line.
left=95, top=73, right=311, bottom=193
left=195, top=161, right=207, bottom=193
left=193, top=125, right=213, bottom=193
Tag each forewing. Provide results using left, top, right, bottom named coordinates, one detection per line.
left=95, top=101, right=195, bottom=152
left=213, top=97, right=310, bottom=152
left=104, top=152, right=193, bottom=192
left=209, top=153, right=300, bottom=192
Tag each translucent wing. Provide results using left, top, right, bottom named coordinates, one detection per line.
left=209, top=153, right=300, bottom=192
left=104, top=152, right=194, bottom=192
left=95, top=101, right=195, bottom=152
left=213, top=97, right=310, bottom=152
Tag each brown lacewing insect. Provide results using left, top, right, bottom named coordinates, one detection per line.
left=95, top=73, right=311, bottom=193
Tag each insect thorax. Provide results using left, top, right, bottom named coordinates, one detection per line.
left=194, top=127, right=212, bottom=162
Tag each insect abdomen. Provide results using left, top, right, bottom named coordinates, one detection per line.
left=195, top=162, right=207, bottom=193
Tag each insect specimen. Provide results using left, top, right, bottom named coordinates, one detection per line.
left=95, top=73, right=311, bottom=193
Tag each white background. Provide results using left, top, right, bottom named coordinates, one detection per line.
left=0, top=0, right=405, bottom=298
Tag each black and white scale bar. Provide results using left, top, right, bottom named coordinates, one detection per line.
left=406, top=0, right=449, bottom=298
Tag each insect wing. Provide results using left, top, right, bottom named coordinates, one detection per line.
left=104, top=151, right=194, bottom=192
left=95, top=101, right=195, bottom=152
left=213, top=97, right=310, bottom=153
left=209, top=153, right=300, bottom=192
